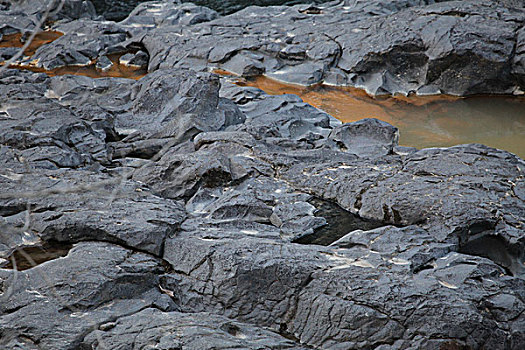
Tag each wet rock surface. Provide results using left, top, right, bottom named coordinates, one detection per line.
left=0, top=1, right=524, bottom=349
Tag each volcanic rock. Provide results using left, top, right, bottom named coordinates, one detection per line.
left=0, top=1, right=524, bottom=349
left=141, top=0, right=525, bottom=96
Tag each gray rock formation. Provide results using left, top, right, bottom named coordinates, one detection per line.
left=91, top=0, right=332, bottom=20
left=1, top=66, right=523, bottom=349
left=141, top=0, right=525, bottom=95
left=80, top=308, right=308, bottom=349
left=0, top=0, right=97, bottom=41
left=0, top=1, right=524, bottom=349
left=0, top=242, right=176, bottom=349
left=9, top=0, right=524, bottom=96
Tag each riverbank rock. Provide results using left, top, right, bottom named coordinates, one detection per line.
left=0, top=0, right=97, bottom=36
left=80, top=307, right=308, bottom=349
left=0, top=242, right=175, bottom=349
left=0, top=65, right=523, bottom=349
left=140, top=0, right=525, bottom=96
left=0, top=0, right=524, bottom=349
left=3, top=1, right=524, bottom=96
left=91, top=0, right=332, bottom=20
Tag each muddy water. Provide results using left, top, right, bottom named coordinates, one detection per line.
left=9, top=52, right=148, bottom=80
left=237, top=76, right=525, bottom=158
left=1, top=32, right=523, bottom=157
left=0, top=31, right=63, bottom=56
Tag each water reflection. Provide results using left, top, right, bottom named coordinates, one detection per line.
left=238, top=76, right=525, bottom=158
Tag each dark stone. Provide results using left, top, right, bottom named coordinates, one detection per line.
left=120, top=50, right=148, bottom=67
left=95, top=54, right=113, bottom=70
left=0, top=242, right=176, bottom=349
left=221, top=52, right=266, bottom=77
left=120, top=1, right=219, bottom=34
left=220, top=81, right=339, bottom=143
left=91, top=0, right=332, bottom=21
left=0, top=168, right=186, bottom=257
left=139, top=0, right=525, bottom=96
left=124, top=69, right=245, bottom=141
left=266, top=62, right=325, bottom=86
left=1, top=66, right=523, bottom=349
left=0, top=2, right=524, bottom=348
left=326, top=118, right=399, bottom=157
left=80, top=307, right=307, bottom=349
left=161, top=231, right=524, bottom=349
left=30, top=21, right=128, bottom=69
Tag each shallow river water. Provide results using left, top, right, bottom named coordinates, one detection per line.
left=238, top=76, right=525, bottom=158
left=1, top=31, right=524, bottom=158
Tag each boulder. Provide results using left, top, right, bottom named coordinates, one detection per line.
left=326, top=118, right=399, bottom=157
left=0, top=242, right=176, bottom=349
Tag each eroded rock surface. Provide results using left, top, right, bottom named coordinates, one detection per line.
left=6, top=0, right=524, bottom=96
left=2, top=65, right=522, bottom=348
left=5, top=0, right=524, bottom=96
left=137, top=0, right=525, bottom=95
left=0, top=0, right=524, bottom=349
left=91, top=0, right=332, bottom=20
left=0, top=0, right=97, bottom=37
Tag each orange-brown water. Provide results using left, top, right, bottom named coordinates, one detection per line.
left=8, top=52, right=148, bottom=80
left=236, top=76, right=525, bottom=158
left=2, top=33, right=524, bottom=157
left=0, top=31, right=63, bottom=56
left=1, top=31, right=147, bottom=79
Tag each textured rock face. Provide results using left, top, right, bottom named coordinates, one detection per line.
left=0, top=0, right=524, bottom=349
left=91, top=0, right=332, bottom=20
left=3, top=66, right=522, bottom=349
left=0, top=0, right=97, bottom=35
left=79, top=308, right=308, bottom=349
left=7, top=0, right=524, bottom=96
left=0, top=242, right=175, bottom=349
left=138, top=0, right=525, bottom=96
